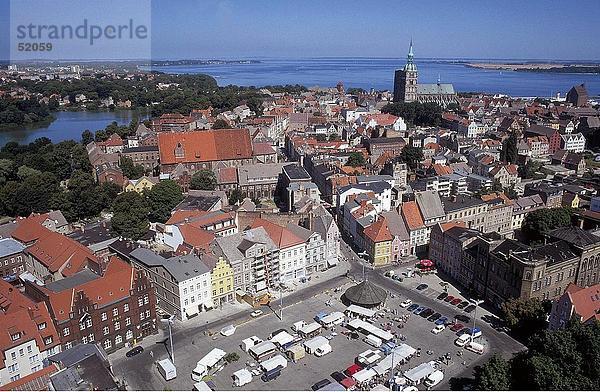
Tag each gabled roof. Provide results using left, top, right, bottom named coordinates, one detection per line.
left=41, top=257, right=135, bottom=322
left=381, top=211, right=410, bottom=241
left=158, top=129, right=253, bottom=165
left=26, top=228, right=97, bottom=276
left=415, top=190, right=445, bottom=221
left=565, top=282, right=600, bottom=324
left=364, top=217, right=393, bottom=243
left=401, top=201, right=425, bottom=230
left=549, top=226, right=600, bottom=248
left=250, top=218, right=305, bottom=249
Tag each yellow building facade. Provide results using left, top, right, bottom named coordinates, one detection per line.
left=212, top=257, right=234, bottom=306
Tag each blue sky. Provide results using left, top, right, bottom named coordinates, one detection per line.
left=149, top=0, right=600, bottom=60
left=2, top=0, right=600, bottom=61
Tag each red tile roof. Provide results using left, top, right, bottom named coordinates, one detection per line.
left=26, top=229, right=97, bottom=276
left=364, top=217, right=393, bottom=243
left=401, top=201, right=425, bottom=230
left=252, top=142, right=276, bottom=156
left=218, top=167, right=238, bottom=184
left=158, top=129, right=253, bottom=165
left=166, top=210, right=207, bottom=225
left=0, top=305, right=61, bottom=368
left=99, top=133, right=123, bottom=147
left=440, top=220, right=466, bottom=232
left=250, top=218, right=305, bottom=249
left=178, top=224, right=215, bottom=251
left=41, top=256, right=135, bottom=322
left=12, top=214, right=52, bottom=244
left=432, top=164, right=453, bottom=176
left=565, top=283, right=600, bottom=324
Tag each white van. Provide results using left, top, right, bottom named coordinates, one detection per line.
left=423, top=370, right=444, bottom=387
left=314, top=344, right=332, bottom=357
left=454, top=334, right=471, bottom=347
left=364, top=334, right=382, bottom=348
left=465, top=341, right=484, bottom=354
left=158, top=358, right=177, bottom=381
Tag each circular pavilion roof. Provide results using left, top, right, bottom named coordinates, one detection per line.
left=343, top=280, right=387, bottom=308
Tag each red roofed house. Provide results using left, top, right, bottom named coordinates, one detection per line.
left=363, top=216, right=393, bottom=266
left=0, top=280, right=61, bottom=386
left=549, top=282, right=600, bottom=330
left=160, top=210, right=237, bottom=253
left=21, top=226, right=101, bottom=284
left=157, top=129, right=254, bottom=174
left=97, top=133, right=124, bottom=154
left=250, top=218, right=307, bottom=282
left=401, top=201, right=427, bottom=255
left=24, top=256, right=157, bottom=354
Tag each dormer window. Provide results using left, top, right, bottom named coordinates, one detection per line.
left=174, top=142, right=185, bottom=159
left=11, top=333, right=21, bottom=341
left=37, top=322, right=47, bottom=330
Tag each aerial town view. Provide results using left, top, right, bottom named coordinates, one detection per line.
left=1, top=0, right=600, bottom=391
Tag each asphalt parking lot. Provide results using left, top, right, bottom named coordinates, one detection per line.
left=121, top=276, right=522, bottom=391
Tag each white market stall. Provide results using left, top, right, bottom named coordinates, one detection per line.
left=260, top=354, right=288, bottom=372
left=352, top=368, right=377, bottom=384
left=303, top=336, right=329, bottom=354
left=232, top=368, right=253, bottom=387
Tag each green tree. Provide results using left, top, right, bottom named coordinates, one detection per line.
left=329, top=133, right=341, bottom=141
left=446, top=102, right=460, bottom=112
left=0, top=159, right=17, bottom=186
left=473, top=354, right=511, bottom=391
left=224, top=352, right=240, bottom=364
left=190, top=170, right=217, bottom=190
left=228, top=188, right=245, bottom=205
left=399, top=146, right=424, bottom=170
left=146, top=180, right=184, bottom=223
left=502, top=133, right=518, bottom=164
left=212, top=119, right=230, bottom=129
left=521, top=207, right=572, bottom=243
left=346, top=152, right=366, bottom=167
left=111, top=191, right=149, bottom=240
left=81, top=129, right=94, bottom=145
left=120, top=156, right=146, bottom=180
left=66, top=170, right=102, bottom=220
left=381, top=101, right=442, bottom=126
left=501, top=297, right=548, bottom=341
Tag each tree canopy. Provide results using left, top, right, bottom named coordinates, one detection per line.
left=399, top=146, right=424, bottom=170
left=501, top=297, right=549, bottom=341
left=521, top=207, right=573, bottom=243
left=501, top=133, right=519, bottom=164
left=190, top=169, right=217, bottom=191
left=146, top=180, right=184, bottom=223
left=346, top=152, right=366, bottom=167
left=120, top=156, right=146, bottom=180
left=381, top=101, right=442, bottom=126
left=472, top=320, right=600, bottom=390
left=110, top=191, right=150, bottom=240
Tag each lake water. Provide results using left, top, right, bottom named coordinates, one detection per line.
left=0, top=110, right=148, bottom=146
left=148, top=57, right=600, bottom=97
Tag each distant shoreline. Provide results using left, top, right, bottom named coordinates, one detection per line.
left=466, top=62, right=600, bottom=74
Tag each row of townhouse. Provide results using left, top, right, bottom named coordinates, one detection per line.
left=429, top=222, right=600, bottom=309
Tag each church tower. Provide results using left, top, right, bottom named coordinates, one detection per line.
left=393, top=40, right=419, bottom=103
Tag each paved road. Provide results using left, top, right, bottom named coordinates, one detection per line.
left=111, top=262, right=356, bottom=390
left=112, top=241, right=524, bottom=390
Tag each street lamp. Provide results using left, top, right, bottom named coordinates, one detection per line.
left=161, top=315, right=176, bottom=365
left=469, top=299, right=484, bottom=342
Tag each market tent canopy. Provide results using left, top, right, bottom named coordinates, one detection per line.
left=343, top=280, right=387, bottom=308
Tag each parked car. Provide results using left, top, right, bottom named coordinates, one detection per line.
left=468, top=327, right=482, bottom=338
left=457, top=327, right=471, bottom=336
left=394, top=275, right=404, bottom=282
left=450, top=298, right=462, bottom=306
left=251, top=309, right=264, bottom=317
left=455, top=315, right=471, bottom=324
left=126, top=346, right=144, bottom=357
left=436, top=292, right=448, bottom=300
left=428, top=312, right=442, bottom=322
left=413, top=306, right=426, bottom=315
left=407, top=304, right=419, bottom=312
left=435, top=316, right=448, bottom=325
left=450, top=323, right=464, bottom=332
left=400, top=299, right=413, bottom=308
left=464, top=305, right=477, bottom=313
left=457, top=301, right=469, bottom=309
left=331, top=371, right=346, bottom=383
left=420, top=309, right=435, bottom=318
left=416, top=284, right=428, bottom=291
left=431, top=325, right=446, bottom=334
left=311, top=379, right=331, bottom=390
left=455, top=334, right=472, bottom=347
left=444, top=295, right=455, bottom=303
